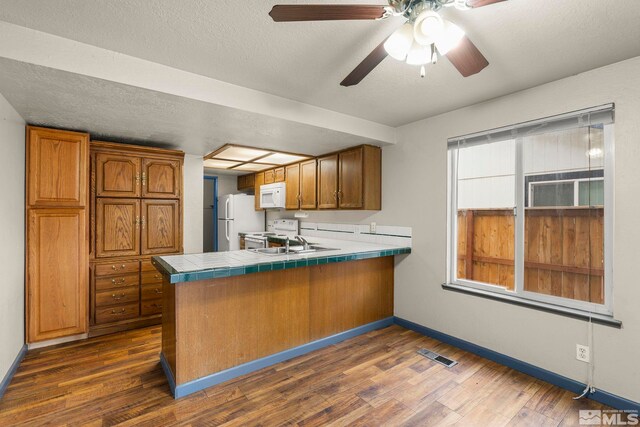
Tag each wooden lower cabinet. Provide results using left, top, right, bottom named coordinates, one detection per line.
left=89, top=257, right=165, bottom=336
left=27, top=208, right=88, bottom=342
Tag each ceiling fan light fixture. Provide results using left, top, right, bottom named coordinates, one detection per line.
left=384, top=22, right=414, bottom=60
left=413, top=10, right=444, bottom=45
left=406, top=41, right=430, bottom=66
left=434, top=20, right=466, bottom=54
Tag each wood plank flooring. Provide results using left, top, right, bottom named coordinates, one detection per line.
left=0, top=325, right=609, bottom=426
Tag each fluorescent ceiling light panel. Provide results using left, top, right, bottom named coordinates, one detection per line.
left=233, top=163, right=273, bottom=172
left=213, top=146, right=271, bottom=161
left=204, top=159, right=241, bottom=169
left=255, top=153, right=309, bottom=165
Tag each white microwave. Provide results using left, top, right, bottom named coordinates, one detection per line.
left=260, top=182, right=286, bottom=209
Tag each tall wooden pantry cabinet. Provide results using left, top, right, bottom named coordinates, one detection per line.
left=89, top=141, right=184, bottom=336
left=26, top=126, right=90, bottom=344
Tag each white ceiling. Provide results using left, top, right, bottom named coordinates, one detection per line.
left=1, top=0, right=640, bottom=156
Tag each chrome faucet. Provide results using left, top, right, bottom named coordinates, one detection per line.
left=295, top=235, right=310, bottom=251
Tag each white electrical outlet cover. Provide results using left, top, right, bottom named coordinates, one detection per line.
left=576, top=344, right=590, bottom=363
left=370, top=222, right=377, bottom=233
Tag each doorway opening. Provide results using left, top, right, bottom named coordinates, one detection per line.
left=203, top=176, right=218, bottom=252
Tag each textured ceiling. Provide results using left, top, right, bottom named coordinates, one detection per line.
left=0, top=58, right=377, bottom=156
left=2, top=0, right=640, bottom=127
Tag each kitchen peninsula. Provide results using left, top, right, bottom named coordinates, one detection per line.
left=153, top=239, right=410, bottom=398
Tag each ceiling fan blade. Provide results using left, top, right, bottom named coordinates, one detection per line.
left=445, top=36, right=489, bottom=77
left=269, top=5, right=388, bottom=22
left=466, top=0, right=507, bottom=8
left=340, top=38, right=388, bottom=87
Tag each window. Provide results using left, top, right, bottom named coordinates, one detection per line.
left=447, top=105, right=613, bottom=316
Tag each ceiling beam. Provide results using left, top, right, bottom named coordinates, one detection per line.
left=0, top=21, right=396, bottom=145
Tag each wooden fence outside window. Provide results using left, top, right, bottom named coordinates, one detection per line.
left=456, top=207, right=604, bottom=304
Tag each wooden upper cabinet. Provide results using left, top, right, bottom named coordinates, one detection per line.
left=96, top=153, right=141, bottom=198
left=237, top=174, right=255, bottom=192
left=338, top=147, right=364, bottom=209
left=285, top=163, right=300, bottom=210
left=95, top=198, right=140, bottom=258
left=264, top=169, right=275, bottom=184
left=300, top=159, right=317, bottom=210
left=254, top=172, right=265, bottom=210
left=141, top=199, right=180, bottom=255
left=27, top=209, right=87, bottom=341
left=274, top=167, right=285, bottom=182
left=317, top=146, right=381, bottom=210
left=27, top=127, right=89, bottom=208
left=317, top=154, right=339, bottom=209
left=142, top=158, right=181, bottom=199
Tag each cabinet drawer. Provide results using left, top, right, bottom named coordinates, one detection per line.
left=141, top=283, right=163, bottom=300
left=96, top=273, right=140, bottom=291
left=141, top=299, right=163, bottom=316
left=95, top=286, right=139, bottom=308
left=95, top=303, right=139, bottom=324
left=141, top=259, right=160, bottom=272
left=95, top=261, right=139, bottom=277
left=141, top=270, right=163, bottom=285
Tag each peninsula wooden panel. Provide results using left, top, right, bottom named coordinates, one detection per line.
left=27, top=127, right=89, bottom=207
left=95, top=198, right=140, bottom=258
left=27, top=209, right=88, bottom=341
left=309, top=257, right=393, bottom=340
left=141, top=199, right=180, bottom=255
left=142, top=158, right=181, bottom=199
left=317, top=154, right=339, bottom=209
left=166, top=256, right=394, bottom=386
left=96, top=153, right=141, bottom=198
left=173, top=268, right=310, bottom=384
left=285, top=163, right=300, bottom=209
left=300, top=159, right=317, bottom=209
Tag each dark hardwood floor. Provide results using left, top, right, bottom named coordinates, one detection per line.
left=0, top=325, right=608, bottom=426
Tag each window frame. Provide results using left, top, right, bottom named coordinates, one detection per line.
left=447, top=124, right=614, bottom=317
left=528, top=176, right=604, bottom=208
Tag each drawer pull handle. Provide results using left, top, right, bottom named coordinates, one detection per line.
left=112, top=265, right=117, bottom=270
left=112, top=293, right=126, bottom=300
left=154, top=289, right=162, bottom=294
left=111, top=308, right=126, bottom=315
left=111, top=278, right=126, bottom=285
left=154, top=274, right=161, bottom=279
left=151, top=304, right=162, bottom=309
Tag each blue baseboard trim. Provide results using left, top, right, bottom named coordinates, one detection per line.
left=159, top=352, right=177, bottom=397
left=394, top=317, right=639, bottom=412
left=0, top=344, right=27, bottom=400
left=170, top=317, right=394, bottom=399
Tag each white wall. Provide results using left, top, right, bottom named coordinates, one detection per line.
left=215, top=174, right=240, bottom=197
left=383, top=57, right=640, bottom=402
left=0, top=93, right=25, bottom=382
left=182, top=154, right=203, bottom=254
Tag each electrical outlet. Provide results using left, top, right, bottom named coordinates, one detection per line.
left=576, top=344, right=590, bottom=363
left=370, top=222, right=377, bottom=233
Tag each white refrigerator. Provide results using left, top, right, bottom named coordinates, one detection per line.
left=217, top=194, right=264, bottom=251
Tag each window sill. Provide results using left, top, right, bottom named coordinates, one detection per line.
left=442, top=283, right=622, bottom=328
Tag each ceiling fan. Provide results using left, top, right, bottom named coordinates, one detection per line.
left=269, top=0, right=506, bottom=86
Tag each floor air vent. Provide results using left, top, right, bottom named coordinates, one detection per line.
left=417, top=349, right=458, bottom=368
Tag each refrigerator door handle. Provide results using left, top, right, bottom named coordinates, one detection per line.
left=225, top=221, right=230, bottom=242
left=225, top=197, right=231, bottom=219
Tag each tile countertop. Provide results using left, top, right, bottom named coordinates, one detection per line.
left=153, top=237, right=411, bottom=284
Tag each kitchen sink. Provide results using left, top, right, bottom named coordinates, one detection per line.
left=250, top=245, right=339, bottom=256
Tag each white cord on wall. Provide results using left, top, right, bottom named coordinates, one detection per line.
left=574, top=313, right=596, bottom=400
